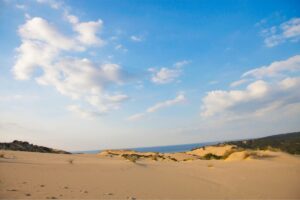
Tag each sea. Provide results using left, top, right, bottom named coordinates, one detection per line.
left=72, top=141, right=218, bottom=154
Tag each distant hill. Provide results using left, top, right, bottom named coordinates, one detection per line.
left=224, top=132, right=300, bottom=155
left=0, top=140, right=70, bottom=154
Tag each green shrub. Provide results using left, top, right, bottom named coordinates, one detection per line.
left=202, top=153, right=222, bottom=160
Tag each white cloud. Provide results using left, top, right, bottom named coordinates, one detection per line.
left=127, top=94, right=186, bottom=121
left=12, top=16, right=129, bottom=119
left=64, top=12, right=104, bottom=47
left=262, top=18, right=300, bottom=47
left=174, top=60, right=190, bottom=68
left=149, top=61, right=189, bottom=84
left=146, top=94, right=185, bottom=113
left=209, top=55, right=300, bottom=119
left=86, top=93, right=129, bottom=113
left=130, top=35, right=142, bottom=42
left=242, top=55, right=300, bottom=78
left=36, top=0, right=62, bottom=9
left=13, top=40, right=58, bottom=80
left=65, top=14, right=79, bottom=24
left=230, top=79, right=249, bottom=87
left=18, top=17, right=79, bottom=51
left=74, top=20, right=104, bottom=46
left=151, top=67, right=181, bottom=84
left=127, top=113, right=146, bottom=121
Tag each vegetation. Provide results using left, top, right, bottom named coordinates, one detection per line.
left=224, top=132, right=300, bottom=155
left=0, top=140, right=70, bottom=154
left=122, top=154, right=140, bottom=163
left=201, top=153, right=222, bottom=160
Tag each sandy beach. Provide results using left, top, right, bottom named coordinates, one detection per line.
left=1, top=148, right=300, bottom=199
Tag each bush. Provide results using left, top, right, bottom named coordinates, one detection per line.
left=202, top=153, right=222, bottom=160
left=122, top=154, right=139, bottom=163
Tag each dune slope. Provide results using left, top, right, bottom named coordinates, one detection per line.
left=0, top=150, right=300, bottom=199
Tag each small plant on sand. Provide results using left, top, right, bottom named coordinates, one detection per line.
left=122, top=154, right=139, bottom=163
left=202, top=153, right=222, bottom=160
left=167, top=156, right=178, bottom=162
left=183, top=158, right=193, bottom=162
left=151, top=154, right=159, bottom=161
left=244, top=151, right=274, bottom=159
left=68, top=158, right=74, bottom=164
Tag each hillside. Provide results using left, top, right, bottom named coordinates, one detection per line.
left=0, top=140, right=70, bottom=154
left=224, top=132, right=300, bottom=154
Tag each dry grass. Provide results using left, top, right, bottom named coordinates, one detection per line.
left=122, top=154, right=139, bottom=163
left=244, top=151, right=275, bottom=159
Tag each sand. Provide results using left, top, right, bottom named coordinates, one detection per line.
left=1, top=149, right=300, bottom=199
left=186, top=145, right=236, bottom=157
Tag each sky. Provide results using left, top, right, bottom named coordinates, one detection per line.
left=0, top=0, right=300, bottom=151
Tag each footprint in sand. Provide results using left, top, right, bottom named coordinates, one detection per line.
left=64, top=186, right=69, bottom=189
left=25, top=193, right=31, bottom=196
left=40, top=184, right=45, bottom=187
left=104, top=192, right=113, bottom=196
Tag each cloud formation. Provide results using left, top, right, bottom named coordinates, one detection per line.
left=149, top=61, right=189, bottom=84
left=242, top=55, right=300, bottom=78
left=65, top=13, right=104, bottom=46
left=127, top=94, right=186, bottom=121
left=202, top=55, right=300, bottom=119
left=262, top=18, right=300, bottom=47
left=130, top=35, right=143, bottom=42
left=12, top=15, right=128, bottom=118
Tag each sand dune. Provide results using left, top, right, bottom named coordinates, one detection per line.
left=1, top=148, right=300, bottom=199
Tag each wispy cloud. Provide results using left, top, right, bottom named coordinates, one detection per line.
left=36, top=0, right=62, bottom=9
left=230, top=79, right=249, bottom=87
left=242, top=55, right=300, bottom=78
left=261, top=18, right=300, bottom=47
left=130, top=35, right=143, bottom=42
left=149, top=60, right=190, bottom=84
left=127, top=94, right=186, bottom=121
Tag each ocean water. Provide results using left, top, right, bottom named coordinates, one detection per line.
left=73, top=142, right=218, bottom=154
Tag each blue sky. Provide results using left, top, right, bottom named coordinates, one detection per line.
left=1, top=0, right=300, bottom=151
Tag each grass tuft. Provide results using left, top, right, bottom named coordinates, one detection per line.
left=122, top=154, right=139, bottom=163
